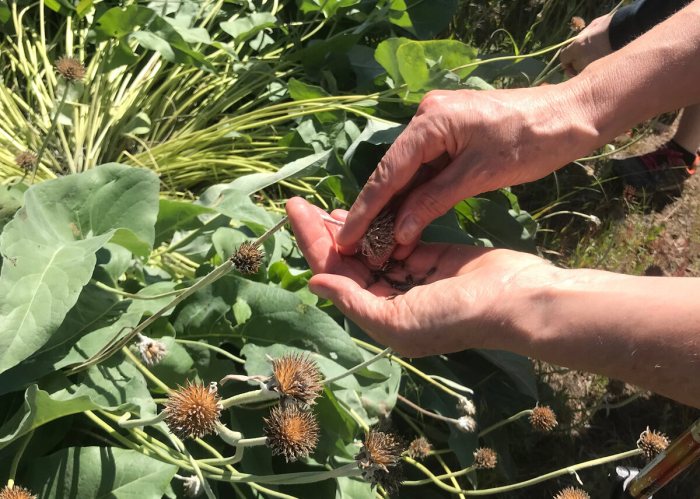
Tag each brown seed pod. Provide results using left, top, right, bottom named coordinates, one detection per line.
left=355, top=428, right=406, bottom=493
left=569, top=16, right=586, bottom=32
left=164, top=381, right=222, bottom=439
left=361, top=210, right=396, bottom=269
left=268, top=353, right=323, bottom=406
left=407, top=437, right=432, bottom=460
left=264, top=403, right=319, bottom=462
left=55, top=56, right=86, bottom=81
left=14, top=151, right=37, bottom=171
left=637, top=426, right=669, bottom=460
left=554, top=486, right=590, bottom=499
left=529, top=405, right=558, bottom=432
left=231, top=241, right=264, bottom=275
left=473, top=447, right=498, bottom=469
left=0, top=485, right=37, bottom=499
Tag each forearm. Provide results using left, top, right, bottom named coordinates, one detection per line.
left=509, top=268, right=700, bottom=408
left=572, top=1, right=700, bottom=144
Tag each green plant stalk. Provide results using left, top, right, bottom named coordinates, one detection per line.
left=402, top=461, right=477, bottom=486
left=6, top=430, right=33, bottom=488
left=117, top=411, right=167, bottom=429
left=397, top=394, right=460, bottom=426
left=31, top=86, right=69, bottom=181
left=323, top=347, right=392, bottom=384
left=477, top=409, right=533, bottom=438
left=122, top=346, right=172, bottom=393
left=175, top=339, right=245, bottom=364
left=220, top=388, right=279, bottom=409
left=92, top=280, right=185, bottom=300
left=224, top=463, right=361, bottom=485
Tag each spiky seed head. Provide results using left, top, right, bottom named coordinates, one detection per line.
left=457, top=396, right=476, bottom=416
left=637, top=427, right=669, bottom=460
left=355, top=428, right=406, bottom=493
left=136, top=334, right=167, bottom=366
left=407, top=437, right=432, bottom=460
left=55, top=56, right=86, bottom=81
left=164, top=381, right=222, bottom=439
left=554, top=486, right=590, bottom=499
left=14, top=151, right=37, bottom=171
left=569, top=16, right=586, bottom=31
left=530, top=405, right=558, bottom=432
left=0, top=485, right=37, bottom=499
left=231, top=241, right=263, bottom=275
left=361, top=210, right=396, bottom=269
left=268, top=353, right=323, bottom=406
left=456, top=415, right=477, bottom=433
left=473, top=447, right=498, bottom=469
left=264, top=404, right=319, bottom=462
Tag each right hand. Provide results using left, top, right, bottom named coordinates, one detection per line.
left=336, top=86, right=599, bottom=251
left=560, top=14, right=613, bottom=76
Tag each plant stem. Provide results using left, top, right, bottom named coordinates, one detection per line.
left=92, top=280, right=184, bottom=300
left=402, top=462, right=477, bottom=486
left=31, top=85, right=69, bottom=182
left=324, top=347, right=392, bottom=384
left=175, top=339, right=245, bottom=364
left=122, top=346, right=172, bottom=393
left=220, top=388, right=279, bottom=409
left=6, top=430, right=33, bottom=488
left=117, top=411, right=167, bottom=429
left=397, top=394, right=459, bottom=425
left=478, top=409, right=533, bottom=438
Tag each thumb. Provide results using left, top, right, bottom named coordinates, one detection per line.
left=309, top=274, right=384, bottom=323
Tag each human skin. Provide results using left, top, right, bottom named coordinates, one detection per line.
left=287, top=2, right=700, bottom=408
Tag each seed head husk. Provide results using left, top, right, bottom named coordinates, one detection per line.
left=407, top=437, right=432, bottom=460
left=569, top=16, right=586, bottom=32
left=268, top=353, right=323, bottom=406
left=14, top=151, right=37, bottom=171
left=554, top=486, right=590, bottom=499
left=55, top=56, right=86, bottom=81
left=264, top=403, right=319, bottom=462
left=530, top=405, right=558, bottom=432
left=0, top=485, right=37, bottom=499
left=361, top=210, right=396, bottom=269
left=164, top=381, right=222, bottom=439
left=136, top=334, right=167, bottom=366
left=637, top=426, right=669, bottom=460
left=231, top=241, right=264, bottom=275
left=355, top=428, right=406, bottom=493
left=473, top=447, right=498, bottom=469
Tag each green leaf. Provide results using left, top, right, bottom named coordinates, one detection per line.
left=220, top=12, right=277, bottom=42
left=288, top=78, right=341, bottom=123
left=0, top=164, right=158, bottom=374
left=297, top=0, right=360, bottom=16
left=0, top=184, right=23, bottom=234
left=154, top=198, right=213, bottom=246
left=455, top=197, right=537, bottom=252
left=22, top=447, right=177, bottom=499
left=405, top=0, right=458, bottom=39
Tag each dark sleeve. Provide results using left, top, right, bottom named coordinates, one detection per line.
left=609, top=0, right=694, bottom=50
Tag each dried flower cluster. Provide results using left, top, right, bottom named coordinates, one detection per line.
left=14, top=151, right=37, bottom=171
left=637, top=427, right=669, bottom=460
left=231, top=241, right=264, bottom=275
left=361, top=210, right=396, bottom=269
left=164, top=381, right=222, bottom=439
left=264, top=403, right=320, bottom=462
left=0, top=485, right=36, bottom=499
left=554, top=486, right=590, bottom=499
left=569, top=16, right=586, bottom=32
left=268, top=353, right=323, bottom=406
left=530, top=405, right=558, bottom=432
left=457, top=396, right=476, bottom=416
left=136, top=334, right=167, bottom=366
left=55, top=56, right=86, bottom=81
left=473, top=447, right=498, bottom=470
left=407, top=437, right=432, bottom=460
left=456, top=415, right=477, bottom=433
left=179, top=475, right=202, bottom=498
left=355, top=428, right=406, bottom=493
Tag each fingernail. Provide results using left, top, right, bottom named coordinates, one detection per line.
left=397, top=214, right=420, bottom=244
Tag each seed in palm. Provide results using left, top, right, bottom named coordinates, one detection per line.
left=361, top=210, right=396, bottom=269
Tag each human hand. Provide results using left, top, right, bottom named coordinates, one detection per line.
left=560, top=14, right=613, bottom=76
left=287, top=197, right=552, bottom=357
left=335, top=86, right=599, bottom=256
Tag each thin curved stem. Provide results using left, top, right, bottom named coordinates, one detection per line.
left=324, top=347, right=392, bottom=384
left=175, top=338, right=245, bottom=364
left=6, top=431, right=33, bottom=488
left=397, top=394, right=459, bottom=426
left=478, top=409, right=533, bottom=438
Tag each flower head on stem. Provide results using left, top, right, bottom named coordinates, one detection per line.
left=231, top=241, right=264, bottom=275
left=55, top=56, right=86, bottom=82
left=164, top=381, right=222, bottom=439
left=355, top=428, right=406, bottom=494
left=0, top=485, right=36, bottom=499
left=267, top=353, right=323, bottom=406
left=407, top=437, right=432, bottom=460
left=264, top=403, right=319, bottom=462
left=14, top=151, right=37, bottom=171
left=473, top=447, right=498, bottom=470
left=554, top=486, right=590, bottom=499
left=135, top=333, right=167, bottom=366
left=529, top=405, right=558, bottom=432
left=637, top=426, right=669, bottom=460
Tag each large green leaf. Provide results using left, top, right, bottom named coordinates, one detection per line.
left=22, top=447, right=177, bottom=499
left=220, top=12, right=277, bottom=42
left=0, top=164, right=159, bottom=374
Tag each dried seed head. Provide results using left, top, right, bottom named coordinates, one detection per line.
left=407, top=437, right=432, bottom=460
left=530, top=405, right=558, bottom=432
left=457, top=396, right=476, bottom=416
left=180, top=475, right=203, bottom=497
left=554, top=486, right=590, bottom=499
left=136, top=334, right=167, bottom=366
left=473, top=447, right=498, bottom=469
left=456, top=415, right=477, bottom=433
left=355, top=428, right=406, bottom=493
left=637, top=427, right=669, bottom=460
left=164, top=381, right=222, bottom=439
left=361, top=210, right=396, bottom=269
left=14, top=151, right=37, bottom=171
left=0, top=485, right=37, bottom=499
left=569, top=16, right=586, bottom=32
left=55, top=56, right=86, bottom=81
left=268, top=353, right=323, bottom=406
left=264, top=404, right=319, bottom=462
left=231, top=241, right=263, bottom=275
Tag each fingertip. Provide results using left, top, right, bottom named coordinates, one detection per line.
left=392, top=240, right=419, bottom=260
left=330, top=209, right=348, bottom=221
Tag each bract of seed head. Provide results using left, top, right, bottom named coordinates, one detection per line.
left=361, top=210, right=396, bottom=269
left=529, top=405, right=558, bottom=432
left=637, top=426, right=669, bottom=460
left=355, top=428, right=406, bottom=493
left=164, top=381, right=222, bottom=439
left=0, top=485, right=37, bottom=499
left=473, top=447, right=498, bottom=469
left=264, top=403, right=319, bottom=462
left=55, top=56, right=86, bottom=81
left=14, top=151, right=37, bottom=171
left=231, top=241, right=264, bottom=275
left=407, top=437, right=432, bottom=460
left=268, top=353, right=323, bottom=405
left=554, top=486, right=590, bottom=499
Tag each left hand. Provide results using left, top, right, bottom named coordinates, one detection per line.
left=286, top=197, right=553, bottom=357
